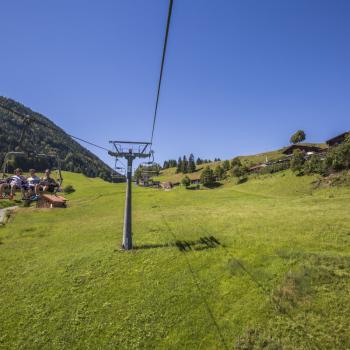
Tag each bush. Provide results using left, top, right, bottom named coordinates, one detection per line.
left=200, top=166, right=215, bottom=186
left=259, top=161, right=290, bottom=175
left=290, top=149, right=305, bottom=174
left=222, top=160, right=230, bottom=172
left=231, top=164, right=248, bottom=178
left=325, top=140, right=350, bottom=172
left=63, top=185, right=76, bottom=194
left=181, top=176, right=191, bottom=187
left=231, top=157, right=242, bottom=168
left=214, top=165, right=225, bottom=180
left=304, top=154, right=325, bottom=175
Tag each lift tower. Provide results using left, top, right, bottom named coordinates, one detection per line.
left=109, top=141, right=151, bottom=250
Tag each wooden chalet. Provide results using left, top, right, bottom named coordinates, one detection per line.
left=326, top=131, right=349, bottom=147
left=249, top=163, right=267, bottom=173
left=282, top=144, right=323, bottom=156
left=190, top=178, right=200, bottom=185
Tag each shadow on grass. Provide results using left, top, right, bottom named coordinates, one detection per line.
left=134, top=236, right=221, bottom=252
left=236, top=177, right=248, bottom=185
left=202, top=182, right=223, bottom=189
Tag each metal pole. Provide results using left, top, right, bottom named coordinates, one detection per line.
left=123, top=151, right=133, bottom=250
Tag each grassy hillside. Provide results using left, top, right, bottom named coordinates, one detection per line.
left=1, top=171, right=350, bottom=349
left=0, top=96, right=115, bottom=181
left=155, top=143, right=327, bottom=183
left=239, top=143, right=327, bottom=166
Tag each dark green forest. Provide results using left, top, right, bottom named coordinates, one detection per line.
left=0, top=96, right=115, bottom=181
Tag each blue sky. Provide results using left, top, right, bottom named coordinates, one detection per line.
left=1, top=0, right=349, bottom=168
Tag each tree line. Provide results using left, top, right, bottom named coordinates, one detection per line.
left=163, top=155, right=221, bottom=172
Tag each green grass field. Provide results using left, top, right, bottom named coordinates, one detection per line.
left=1, top=171, right=350, bottom=349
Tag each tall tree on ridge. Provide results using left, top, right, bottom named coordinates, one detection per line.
left=290, top=130, right=306, bottom=144
left=182, top=155, right=188, bottom=173
left=188, top=153, right=196, bottom=173
left=176, top=157, right=182, bottom=173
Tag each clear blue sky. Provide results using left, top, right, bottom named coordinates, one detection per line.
left=1, top=0, right=349, bottom=168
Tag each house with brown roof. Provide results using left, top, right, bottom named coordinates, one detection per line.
left=282, top=144, right=323, bottom=156
left=326, top=131, right=349, bottom=147
left=249, top=163, right=267, bottom=173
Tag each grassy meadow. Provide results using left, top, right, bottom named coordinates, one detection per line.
left=1, top=171, right=350, bottom=349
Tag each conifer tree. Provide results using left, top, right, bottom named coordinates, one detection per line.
left=176, top=157, right=182, bottom=173
left=182, top=155, right=188, bottom=173
left=188, top=153, right=196, bottom=173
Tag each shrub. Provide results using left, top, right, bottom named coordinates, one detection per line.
left=259, top=161, right=290, bottom=175
left=231, top=157, right=242, bottom=168
left=222, top=160, right=230, bottom=172
left=181, top=176, right=191, bottom=187
left=325, top=140, right=350, bottom=172
left=63, top=185, right=76, bottom=194
left=290, top=149, right=305, bottom=174
left=214, top=165, right=225, bottom=180
left=200, top=166, right=215, bottom=186
left=231, top=163, right=248, bottom=177
left=304, top=154, right=325, bottom=175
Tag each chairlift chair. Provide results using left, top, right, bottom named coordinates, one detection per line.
left=111, top=161, right=126, bottom=183
left=0, top=150, right=63, bottom=200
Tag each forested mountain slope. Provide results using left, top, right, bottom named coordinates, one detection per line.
left=0, top=96, right=114, bottom=181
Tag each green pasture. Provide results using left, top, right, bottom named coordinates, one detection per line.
left=0, top=171, right=350, bottom=349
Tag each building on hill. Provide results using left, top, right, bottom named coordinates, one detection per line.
left=249, top=163, right=268, bottom=173
left=326, top=131, right=350, bottom=147
left=282, top=144, right=323, bottom=156
left=190, top=178, right=200, bottom=185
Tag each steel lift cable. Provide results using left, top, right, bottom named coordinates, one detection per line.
left=0, top=104, right=111, bottom=152
left=150, top=0, right=174, bottom=148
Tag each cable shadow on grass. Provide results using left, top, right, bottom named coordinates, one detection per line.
left=134, top=236, right=221, bottom=252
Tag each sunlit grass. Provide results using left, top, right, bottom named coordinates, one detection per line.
left=0, top=170, right=349, bottom=349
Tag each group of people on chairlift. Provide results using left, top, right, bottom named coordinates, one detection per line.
left=0, top=168, right=59, bottom=200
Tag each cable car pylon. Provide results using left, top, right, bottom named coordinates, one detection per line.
left=108, top=141, right=151, bottom=250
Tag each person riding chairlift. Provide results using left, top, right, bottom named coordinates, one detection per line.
left=0, top=168, right=28, bottom=200
left=40, top=169, right=59, bottom=193
left=27, top=168, right=41, bottom=200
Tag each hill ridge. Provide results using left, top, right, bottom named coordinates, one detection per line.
left=0, top=96, right=114, bottom=181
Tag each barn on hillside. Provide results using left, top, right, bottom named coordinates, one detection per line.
left=282, top=144, right=323, bottom=156
left=326, top=132, right=350, bottom=147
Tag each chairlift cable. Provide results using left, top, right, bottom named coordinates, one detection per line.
left=0, top=104, right=111, bottom=152
left=150, top=0, right=174, bottom=147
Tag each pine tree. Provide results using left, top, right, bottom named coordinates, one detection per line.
left=196, top=157, right=203, bottom=165
left=188, top=153, right=196, bottom=173
left=176, top=157, right=182, bottom=173
left=182, top=155, right=188, bottom=173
